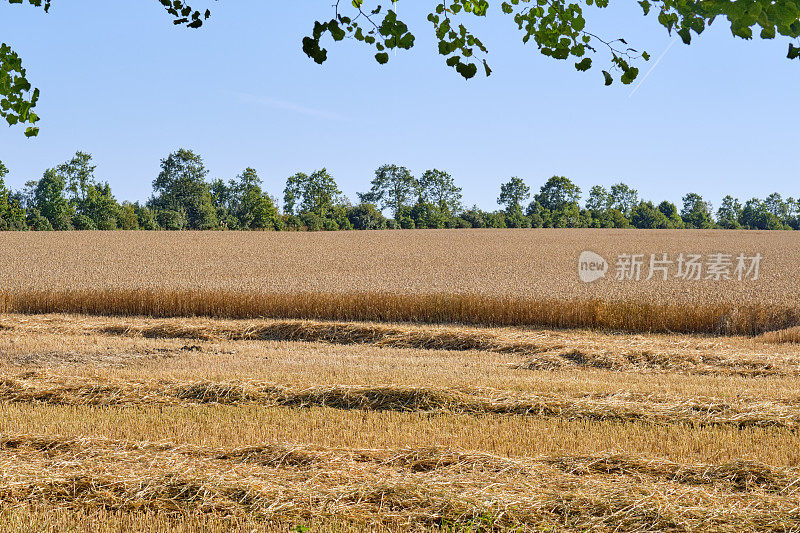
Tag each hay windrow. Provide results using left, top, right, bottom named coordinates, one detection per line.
left=4, top=314, right=799, bottom=377
left=2, top=374, right=800, bottom=428
left=1, top=433, right=800, bottom=531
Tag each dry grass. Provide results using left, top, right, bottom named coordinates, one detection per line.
left=3, top=313, right=799, bottom=378
left=4, top=372, right=800, bottom=429
left=1, top=432, right=800, bottom=532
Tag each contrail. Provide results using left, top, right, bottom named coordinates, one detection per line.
left=629, top=38, right=677, bottom=97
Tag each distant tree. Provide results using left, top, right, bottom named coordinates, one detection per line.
left=585, top=185, right=611, bottom=212
left=630, top=201, right=670, bottom=229
left=33, top=168, right=72, bottom=230
left=210, top=177, right=236, bottom=227
left=71, top=214, right=97, bottom=230
left=18, top=180, right=37, bottom=210
left=526, top=200, right=549, bottom=226
left=716, top=195, right=743, bottom=229
left=609, top=183, right=639, bottom=218
left=84, top=182, right=120, bottom=230
left=57, top=151, right=96, bottom=215
left=587, top=208, right=631, bottom=228
left=765, top=192, right=789, bottom=223
left=117, top=201, right=139, bottom=230
left=680, top=192, right=713, bottom=229
left=585, top=185, right=629, bottom=228
left=134, top=203, right=160, bottom=230
left=156, top=208, right=188, bottom=231
left=358, top=164, right=417, bottom=218
left=497, top=177, right=530, bottom=216
left=786, top=198, right=800, bottom=229
left=417, top=169, right=463, bottom=215
left=410, top=198, right=450, bottom=229
left=26, top=209, right=53, bottom=231
left=348, top=203, right=388, bottom=230
left=149, top=149, right=218, bottom=230
left=284, top=169, right=342, bottom=218
left=527, top=176, right=581, bottom=228
left=213, top=168, right=282, bottom=230
left=484, top=210, right=507, bottom=229
left=0, top=162, right=27, bottom=230
left=535, top=176, right=581, bottom=212
left=250, top=193, right=282, bottom=230
left=657, top=201, right=684, bottom=228
left=460, top=206, right=487, bottom=229
left=741, top=198, right=784, bottom=230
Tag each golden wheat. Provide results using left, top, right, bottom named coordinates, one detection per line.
left=0, top=229, right=798, bottom=334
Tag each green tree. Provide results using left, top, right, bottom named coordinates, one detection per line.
left=609, top=183, right=639, bottom=218
left=585, top=185, right=629, bottom=228
left=358, top=164, right=417, bottom=218
left=741, top=198, right=784, bottom=230
left=251, top=192, right=282, bottom=230
left=0, top=162, right=27, bottom=230
left=657, top=201, right=684, bottom=228
left=417, top=169, right=463, bottom=215
left=33, top=168, right=72, bottom=230
left=591, top=208, right=630, bottom=228
left=786, top=198, right=800, bottom=229
left=716, top=195, right=743, bottom=229
left=57, top=151, right=96, bottom=215
left=765, top=192, right=789, bottom=223
left=680, top=193, right=713, bottom=229
left=284, top=169, right=342, bottom=218
left=348, top=203, right=388, bottom=230
left=535, top=176, right=581, bottom=212
left=117, top=201, right=140, bottom=230
left=585, top=185, right=610, bottom=212
left=630, top=201, right=670, bottom=229
left=84, top=182, right=121, bottom=230
left=497, top=177, right=530, bottom=216
left=134, top=203, right=160, bottom=230
left=214, top=167, right=280, bottom=230
left=300, top=0, right=800, bottom=86
left=149, top=149, right=218, bottom=230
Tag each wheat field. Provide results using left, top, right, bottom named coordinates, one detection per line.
left=0, top=229, right=799, bottom=333
left=1, top=230, right=800, bottom=531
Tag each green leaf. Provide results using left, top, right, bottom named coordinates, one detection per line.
left=375, top=52, right=390, bottom=64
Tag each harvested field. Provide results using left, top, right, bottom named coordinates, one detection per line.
left=1, top=231, right=799, bottom=530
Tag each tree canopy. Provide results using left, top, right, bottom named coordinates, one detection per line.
left=2, top=151, right=799, bottom=232
left=3, top=0, right=800, bottom=137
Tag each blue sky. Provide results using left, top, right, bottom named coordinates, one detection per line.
left=1, top=1, right=798, bottom=212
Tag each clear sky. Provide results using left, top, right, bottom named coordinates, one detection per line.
left=1, top=1, right=798, bottom=212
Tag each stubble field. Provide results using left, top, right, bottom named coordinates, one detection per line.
left=1, top=229, right=799, bottom=531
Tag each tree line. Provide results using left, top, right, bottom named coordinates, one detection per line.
left=0, top=150, right=797, bottom=232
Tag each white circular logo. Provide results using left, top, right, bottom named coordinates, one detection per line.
left=578, top=251, right=608, bottom=283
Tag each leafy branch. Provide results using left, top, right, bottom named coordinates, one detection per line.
left=1, top=0, right=213, bottom=137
